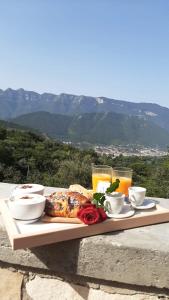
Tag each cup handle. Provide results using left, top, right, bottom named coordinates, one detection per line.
left=9, top=186, right=17, bottom=201
left=104, top=199, right=111, bottom=212
left=129, top=194, right=137, bottom=204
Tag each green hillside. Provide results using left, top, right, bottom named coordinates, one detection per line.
left=0, top=119, right=28, bottom=130
left=12, top=111, right=169, bottom=147
left=0, top=125, right=100, bottom=187
left=0, top=119, right=40, bottom=134
left=1, top=125, right=169, bottom=198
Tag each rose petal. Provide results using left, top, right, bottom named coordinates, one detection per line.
left=98, top=208, right=107, bottom=221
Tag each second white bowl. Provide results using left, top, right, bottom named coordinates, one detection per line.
left=8, top=193, right=46, bottom=220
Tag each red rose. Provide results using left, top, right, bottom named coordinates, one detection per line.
left=77, top=204, right=107, bottom=225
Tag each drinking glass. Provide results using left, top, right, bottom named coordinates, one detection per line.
left=92, top=165, right=112, bottom=193
left=112, top=167, right=133, bottom=196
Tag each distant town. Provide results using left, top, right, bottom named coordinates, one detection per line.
left=94, top=144, right=168, bottom=157
left=63, top=141, right=168, bottom=157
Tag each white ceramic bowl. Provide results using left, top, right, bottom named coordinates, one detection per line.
left=12, top=184, right=45, bottom=197
left=8, top=193, right=46, bottom=220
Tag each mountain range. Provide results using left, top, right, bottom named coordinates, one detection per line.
left=11, top=111, right=169, bottom=147
left=1, top=88, right=169, bottom=147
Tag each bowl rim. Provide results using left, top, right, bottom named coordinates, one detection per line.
left=9, top=193, right=46, bottom=205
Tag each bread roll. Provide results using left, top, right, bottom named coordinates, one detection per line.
left=45, top=191, right=90, bottom=218
left=69, top=184, right=93, bottom=201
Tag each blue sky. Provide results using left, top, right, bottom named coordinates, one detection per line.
left=0, top=0, right=169, bottom=107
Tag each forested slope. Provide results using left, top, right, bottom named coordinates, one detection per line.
left=0, top=126, right=169, bottom=198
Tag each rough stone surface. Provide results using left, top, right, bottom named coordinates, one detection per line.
left=100, top=284, right=138, bottom=295
left=100, top=284, right=169, bottom=298
left=1, top=229, right=169, bottom=290
left=26, top=276, right=162, bottom=300
left=0, top=268, right=23, bottom=300
left=88, top=289, right=159, bottom=300
left=26, top=276, right=88, bottom=300
left=22, top=288, right=32, bottom=300
left=1, top=183, right=169, bottom=290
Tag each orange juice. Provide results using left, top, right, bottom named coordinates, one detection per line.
left=112, top=177, right=132, bottom=196
left=92, top=173, right=111, bottom=192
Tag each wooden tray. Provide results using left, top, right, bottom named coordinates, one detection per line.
left=1, top=198, right=169, bottom=250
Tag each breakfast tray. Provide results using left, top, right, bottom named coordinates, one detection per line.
left=1, top=198, right=169, bottom=250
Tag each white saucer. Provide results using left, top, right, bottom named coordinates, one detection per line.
left=106, top=204, right=135, bottom=219
left=16, top=217, right=40, bottom=224
left=131, top=199, right=156, bottom=210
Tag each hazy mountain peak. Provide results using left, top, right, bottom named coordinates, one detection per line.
left=5, top=88, right=14, bottom=93
left=96, top=97, right=104, bottom=104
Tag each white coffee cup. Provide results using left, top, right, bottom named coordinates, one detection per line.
left=104, top=192, right=125, bottom=214
left=128, top=187, right=146, bottom=206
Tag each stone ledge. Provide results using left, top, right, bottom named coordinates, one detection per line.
left=1, top=183, right=169, bottom=290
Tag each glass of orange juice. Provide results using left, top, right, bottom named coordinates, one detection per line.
left=92, top=165, right=112, bottom=193
left=112, top=167, right=132, bottom=196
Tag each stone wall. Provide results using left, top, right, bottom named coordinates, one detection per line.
left=1, top=262, right=169, bottom=300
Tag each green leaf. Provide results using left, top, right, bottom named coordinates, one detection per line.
left=93, top=193, right=104, bottom=200
left=106, top=179, right=120, bottom=194
left=92, top=192, right=106, bottom=208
